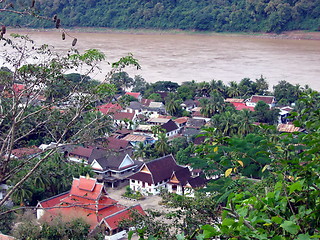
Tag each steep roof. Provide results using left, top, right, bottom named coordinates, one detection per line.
left=249, top=95, right=275, bottom=104
left=147, top=118, right=170, bottom=124
left=122, top=134, right=148, bottom=142
left=129, top=155, right=184, bottom=184
left=161, top=120, right=179, bottom=132
left=68, top=177, right=105, bottom=201
left=187, top=118, right=206, bottom=128
left=225, top=98, right=244, bottom=103
left=187, top=176, right=207, bottom=188
left=38, top=176, right=145, bottom=231
left=92, top=152, right=136, bottom=171
left=169, top=167, right=192, bottom=186
left=70, top=146, right=96, bottom=158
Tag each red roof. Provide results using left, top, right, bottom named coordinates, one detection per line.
left=113, top=111, right=135, bottom=121
left=97, top=103, right=122, bottom=114
left=232, top=102, right=255, bottom=111
left=38, top=176, right=145, bottom=231
left=174, top=117, right=189, bottom=124
left=125, top=92, right=141, bottom=99
left=104, top=205, right=145, bottom=230
left=69, top=177, right=104, bottom=200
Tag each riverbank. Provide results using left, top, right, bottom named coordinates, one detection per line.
left=9, top=27, right=320, bottom=41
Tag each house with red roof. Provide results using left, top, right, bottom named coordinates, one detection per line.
left=125, top=92, right=142, bottom=102
left=97, top=103, right=123, bottom=115
left=231, top=102, right=255, bottom=111
left=245, top=95, right=276, bottom=108
left=128, top=155, right=206, bottom=196
left=36, top=176, right=145, bottom=237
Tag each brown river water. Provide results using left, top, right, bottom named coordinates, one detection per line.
left=4, top=29, right=320, bottom=90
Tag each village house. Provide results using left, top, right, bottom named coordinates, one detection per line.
left=89, top=149, right=142, bottom=188
left=128, top=155, right=206, bottom=196
left=37, top=176, right=145, bottom=238
left=125, top=92, right=142, bottom=102
left=161, top=119, right=180, bottom=138
left=112, top=111, right=136, bottom=129
left=174, top=117, right=189, bottom=130
left=245, top=95, right=276, bottom=108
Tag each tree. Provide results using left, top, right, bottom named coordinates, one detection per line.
left=255, top=75, right=269, bottom=95
left=227, top=81, right=241, bottom=98
left=154, top=133, right=170, bottom=157
left=109, top=71, right=134, bottom=93
left=254, top=101, right=279, bottom=124
left=199, top=91, right=225, bottom=118
left=273, top=80, right=302, bottom=105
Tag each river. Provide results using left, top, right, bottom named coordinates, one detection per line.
left=4, top=29, right=320, bottom=91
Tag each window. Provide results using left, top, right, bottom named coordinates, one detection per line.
left=131, top=180, right=135, bottom=183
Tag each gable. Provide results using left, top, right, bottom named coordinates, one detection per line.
left=170, top=174, right=179, bottom=183
left=91, top=159, right=103, bottom=171
left=79, top=177, right=97, bottom=191
left=140, top=165, right=151, bottom=174
left=119, top=155, right=134, bottom=169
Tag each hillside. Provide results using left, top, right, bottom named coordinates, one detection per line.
left=1, top=0, right=320, bottom=33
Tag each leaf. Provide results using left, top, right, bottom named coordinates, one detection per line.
left=289, top=180, right=303, bottom=194
left=201, top=224, right=217, bottom=238
left=237, top=160, right=244, bottom=167
left=271, top=216, right=283, bottom=224
left=213, top=146, right=218, bottom=152
left=262, top=165, right=269, bottom=173
left=225, top=168, right=233, bottom=177
left=222, top=218, right=235, bottom=226
left=176, top=234, right=185, bottom=240
left=296, top=234, right=311, bottom=240
left=280, top=221, right=300, bottom=234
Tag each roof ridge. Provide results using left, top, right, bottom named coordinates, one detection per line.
left=39, top=191, right=69, bottom=203
left=103, top=204, right=142, bottom=220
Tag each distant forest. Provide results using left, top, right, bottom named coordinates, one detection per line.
left=1, top=0, right=320, bottom=33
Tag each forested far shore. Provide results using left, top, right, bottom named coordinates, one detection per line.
left=1, top=0, right=320, bottom=33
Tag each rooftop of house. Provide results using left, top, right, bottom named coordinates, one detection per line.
left=113, top=111, right=135, bottom=121
left=225, top=98, right=245, bottom=103
left=186, top=118, right=206, bottom=128
left=69, top=146, right=97, bottom=158
left=148, top=102, right=164, bottom=109
left=127, top=101, right=144, bottom=110
left=125, top=92, right=141, bottom=99
left=147, top=118, right=171, bottom=124
left=174, top=117, right=189, bottom=125
left=105, top=137, right=130, bottom=151
left=122, top=134, right=149, bottom=142
left=231, top=102, right=255, bottom=111
left=38, top=176, right=145, bottom=231
left=249, top=95, right=276, bottom=104
left=277, top=123, right=303, bottom=133
left=91, top=150, right=141, bottom=171
left=11, top=146, right=42, bottom=159
left=129, top=155, right=185, bottom=184
left=141, top=98, right=153, bottom=107
left=161, top=119, right=179, bottom=132
left=96, top=103, right=122, bottom=114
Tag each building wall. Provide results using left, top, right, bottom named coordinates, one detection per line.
left=129, top=179, right=167, bottom=195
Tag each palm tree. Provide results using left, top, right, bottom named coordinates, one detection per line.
left=11, top=186, right=33, bottom=206
left=133, top=142, right=148, bottom=161
left=227, top=81, right=241, bottom=98
left=155, top=133, right=170, bottom=156
left=236, top=109, right=255, bottom=136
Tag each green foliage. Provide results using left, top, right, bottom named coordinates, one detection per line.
left=11, top=212, right=98, bottom=240
left=8, top=153, right=93, bottom=206
left=2, top=0, right=320, bottom=32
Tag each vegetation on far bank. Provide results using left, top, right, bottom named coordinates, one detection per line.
left=1, top=0, right=320, bottom=33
